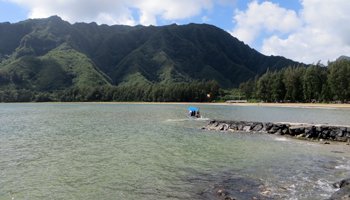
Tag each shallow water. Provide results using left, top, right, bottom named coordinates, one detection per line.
left=0, top=103, right=349, bottom=200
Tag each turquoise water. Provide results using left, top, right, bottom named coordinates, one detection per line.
left=0, top=103, right=350, bottom=200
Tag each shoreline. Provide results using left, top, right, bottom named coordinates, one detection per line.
left=68, top=102, right=350, bottom=109
left=1, top=101, right=350, bottom=109
left=226, top=102, right=350, bottom=109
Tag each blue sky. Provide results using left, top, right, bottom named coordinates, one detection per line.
left=0, top=0, right=349, bottom=64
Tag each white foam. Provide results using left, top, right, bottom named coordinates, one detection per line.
left=335, top=159, right=350, bottom=170
left=195, top=117, right=210, bottom=121
left=274, top=137, right=289, bottom=142
left=335, top=164, right=350, bottom=170
left=165, top=118, right=188, bottom=122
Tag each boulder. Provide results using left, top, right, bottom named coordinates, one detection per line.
left=329, top=178, right=350, bottom=200
left=243, top=126, right=251, bottom=132
left=201, top=177, right=273, bottom=200
left=252, top=123, right=264, bottom=132
left=268, top=125, right=280, bottom=134
left=263, top=123, right=274, bottom=132
left=219, top=123, right=229, bottom=131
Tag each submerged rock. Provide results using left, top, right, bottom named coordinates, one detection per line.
left=200, top=176, right=273, bottom=200
left=329, top=178, right=350, bottom=200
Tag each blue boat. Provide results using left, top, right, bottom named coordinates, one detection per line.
left=188, top=107, right=201, bottom=118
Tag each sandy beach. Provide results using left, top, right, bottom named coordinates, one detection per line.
left=86, top=101, right=350, bottom=109
left=223, top=102, right=350, bottom=109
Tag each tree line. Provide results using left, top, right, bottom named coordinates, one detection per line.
left=0, top=80, right=220, bottom=102
left=239, top=60, right=350, bottom=103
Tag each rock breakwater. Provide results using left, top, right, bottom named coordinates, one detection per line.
left=204, top=120, right=350, bottom=143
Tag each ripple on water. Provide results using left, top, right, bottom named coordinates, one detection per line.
left=1, top=103, right=350, bottom=200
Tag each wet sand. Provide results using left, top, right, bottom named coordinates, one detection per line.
left=89, top=102, right=350, bottom=109
left=228, top=102, right=350, bottom=109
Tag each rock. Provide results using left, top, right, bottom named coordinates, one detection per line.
left=229, top=124, right=238, bottom=131
left=268, top=125, right=280, bottom=134
left=289, top=126, right=305, bottom=136
left=321, top=129, right=330, bottom=139
left=264, top=123, right=274, bottom=132
left=220, top=124, right=229, bottom=131
left=243, top=126, right=251, bottom=132
left=252, top=123, right=263, bottom=131
left=201, top=177, right=273, bottom=200
left=204, top=120, right=350, bottom=143
left=329, top=178, right=350, bottom=200
left=338, top=178, right=350, bottom=188
left=304, top=126, right=316, bottom=137
left=281, top=128, right=289, bottom=135
left=316, top=126, right=323, bottom=132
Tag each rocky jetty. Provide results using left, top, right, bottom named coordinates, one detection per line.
left=204, top=120, right=350, bottom=143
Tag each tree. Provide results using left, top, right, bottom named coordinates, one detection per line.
left=239, top=79, right=256, bottom=100
left=303, top=65, right=326, bottom=102
left=283, top=66, right=305, bottom=102
left=270, top=71, right=285, bottom=102
left=256, top=70, right=273, bottom=102
left=328, top=60, right=350, bottom=102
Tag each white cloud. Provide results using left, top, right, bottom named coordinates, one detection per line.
left=230, top=1, right=301, bottom=45
left=7, top=0, right=213, bottom=26
left=131, top=0, right=214, bottom=25
left=8, top=0, right=137, bottom=25
left=231, top=0, right=350, bottom=64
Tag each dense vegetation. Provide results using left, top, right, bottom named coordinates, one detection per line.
left=238, top=59, right=350, bottom=103
left=0, top=16, right=303, bottom=102
left=0, top=81, right=219, bottom=102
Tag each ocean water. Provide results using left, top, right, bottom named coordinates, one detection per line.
left=0, top=103, right=349, bottom=200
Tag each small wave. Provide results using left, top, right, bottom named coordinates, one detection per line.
left=165, top=119, right=189, bottom=122
left=335, top=158, right=350, bottom=170
left=335, top=164, right=350, bottom=170
left=316, top=179, right=337, bottom=194
left=165, top=117, right=210, bottom=122
left=195, top=117, right=210, bottom=121
left=274, top=137, right=289, bottom=142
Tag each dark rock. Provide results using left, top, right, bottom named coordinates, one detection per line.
left=316, top=126, right=323, bottom=132
left=338, top=178, right=350, bottom=188
left=337, top=128, right=345, bottom=137
left=229, top=124, right=238, bottom=131
left=243, top=126, right=251, bottom=132
left=346, top=128, right=350, bottom=135
left=252, top=123, right=263, bottom=132
left=264, top=123, right=274, bottom=132
left=204, top=120, right=350, bottom=143
left=281, top=128, right=289, bottom=135
left=330, top=129, right=338, bottom=139
left=321, top=130, right=330, bottom=139
left=275, top=129, right=283, bottom=135
left=220, top=124, right=229, bottom=131
left=329, top=178, right=350, bottom=200
left=289, top=126, right=304, bottom=136
left=201, top=177, right=273, bottom=200
left=268, top=125, right=280, bottom=134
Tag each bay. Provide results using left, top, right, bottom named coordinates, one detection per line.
left=0, top=103, right=349, bottom=199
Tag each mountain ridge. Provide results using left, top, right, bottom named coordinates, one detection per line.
left=0, top=16, right=304, bottom=92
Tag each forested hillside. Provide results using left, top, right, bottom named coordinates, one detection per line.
left=0, top=16, right=303, bottom=102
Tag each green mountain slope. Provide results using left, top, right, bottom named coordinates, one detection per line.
left=0, top=16, right=303, bottom=92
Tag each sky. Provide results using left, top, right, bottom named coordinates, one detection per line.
left=0, top=0, right=349, bottom=64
